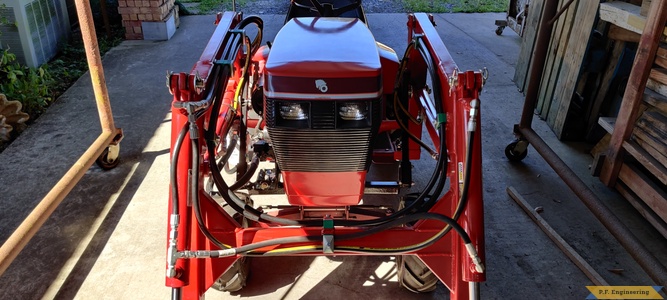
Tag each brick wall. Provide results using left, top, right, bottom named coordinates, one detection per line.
left=118, top=0, right=176, bottom=39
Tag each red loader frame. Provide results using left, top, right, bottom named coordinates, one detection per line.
left=166, top=12, right=486, bottom=300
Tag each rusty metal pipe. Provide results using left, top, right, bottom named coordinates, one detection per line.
left=76, top=0, right=116, bottom=132
left=519, top=0, right=559, bottom=129
left=517, top=127, right=667, bottom=287
left=0, top=133, right=116, bottom=275
left=0, top=0, right=120, bottom=276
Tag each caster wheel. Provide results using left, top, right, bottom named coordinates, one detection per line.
left=96, top=145, right=120, bottom=170
left=505, top=140, right=528, bottom=162
left=495, top=26, right=504, bottom=36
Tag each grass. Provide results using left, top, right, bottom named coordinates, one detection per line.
left=179, top=0, right=507, bottom=14
left=403, top=0, right=508, bottom=13
left=177, top=0, right=247, bottom=14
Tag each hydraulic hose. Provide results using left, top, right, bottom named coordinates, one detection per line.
left=191, top=137, right=229, bottom=249
left=229, top=154, right=259, bottom=190
left=170, top=123, right=189, bottom=215
left=392, top=40, right=437, bottom=158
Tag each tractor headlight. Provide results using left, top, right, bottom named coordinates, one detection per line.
left=279, top=102, right=309, bottom=120
left=338, top=102, right=368, bottom=121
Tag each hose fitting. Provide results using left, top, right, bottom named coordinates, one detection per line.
left=467, top=99, right=479, bottom=132
left=465, top=243, right=485, bottom=273
left=166, top=214, right=180, bottom=278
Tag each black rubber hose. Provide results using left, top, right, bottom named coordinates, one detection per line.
left=229, top=154, right=260, bottom=190
left=236, top=212, right=472, bottom=255
left=191, top=137, right=228, bottom=249
left=216, top=136, right=238, bottom=171
left=170, top=123, right=189, bottom=215
left=236, top=15, right=263, bottom=53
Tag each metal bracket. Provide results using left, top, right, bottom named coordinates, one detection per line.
left=322, top=216, right=334, bottom=254
left=448, top=68, right=459, bottom=96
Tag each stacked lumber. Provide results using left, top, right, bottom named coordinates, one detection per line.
left=595, top=0, right=667, bottom=238
left=597, top=91, right=667, bottom=239
left=512, top=0, right=601, bottom=139
left=647, top=45, right=667, bottom=96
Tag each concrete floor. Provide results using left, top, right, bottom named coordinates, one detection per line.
left=0, top=13, right=666, bottom=300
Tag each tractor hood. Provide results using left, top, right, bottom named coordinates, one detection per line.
left=265, top=17, right=382, bottom=100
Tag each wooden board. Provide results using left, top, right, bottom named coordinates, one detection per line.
left=608, top=24, right=641, bottom=42
left=643, top=88, right=667, bottom=114
left=649, top=68, right=667, bottom=85
left=632, top=124, right=667, bottom=168
left=641, top=0, right=653, bottom=17
left=623, top=140, right=667, bottom=185
left=657, top=45, right=667, bottom=69
left=647, top=78, right=667, bottom=98
left=537, top=0, right=578, bottom=117
left=514, top=0, right=545, bottom=92
left=616, top=182, right=667, bottom=239
left=599, top=2, right=667, bottom=40
left=548, top=0, right=602, bottom=138
left=598, top=116, right=616, bottom=133
left=641, top=109, right=667, bottom=133
left=618, top=163, right=667, bottom=224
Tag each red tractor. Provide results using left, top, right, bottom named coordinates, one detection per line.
left=166, top=1, right=486, bottom=299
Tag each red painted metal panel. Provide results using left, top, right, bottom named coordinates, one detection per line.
left=283, top=171, right=366, bottom=206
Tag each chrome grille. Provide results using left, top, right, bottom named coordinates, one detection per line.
left=268, top=129, right=373, bottom=172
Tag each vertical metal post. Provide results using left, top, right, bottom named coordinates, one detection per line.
left=0, top=0, right=122, bottom=276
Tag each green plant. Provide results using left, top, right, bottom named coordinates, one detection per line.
left=0, top=49, right=52, bottom=117
left=183, top=0, right=247, bottom=14
left=403, top=0, right=507, bottom=13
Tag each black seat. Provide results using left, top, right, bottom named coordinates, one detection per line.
left=284, top=0, right=367, bottom=24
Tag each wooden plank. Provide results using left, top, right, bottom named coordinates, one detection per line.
left=647, top=78, right=667, bottom=97
left=643, top=88, right=667, bottom=114
left=548, top=0, right=601, bottom=137
left=657, top=45, right=667, bottom=69
left=591, top=133, right=611, bottom=157
left=587, top=41, right=626, bottom=132
left=536, top=0, right=567, bottom=115
left=641, top=109, right=667, bottom=134
left=600, top=0, right=667, bottom=186
left=608, top=24, right=641, bottom=42
left=618, top=163, right=667, bottom=224
left=598, top=116, right=616, bottom=133
left=657, top=55, right=667, bottom=69
left=641, top=0, right=653, bottom=17
left=537, top=0, right=578, bottom=118
left=638, top=109, right=667, bottom=168
left=649, top=68, right=667, bottom=85
left=635, top=120, right=667, bottom=151
left=599, top=2, right=667, bottom=39
left=623, top=140, right=667, bottom=185
left=514, top=0, right=545, bottom=93
left=616, top=182, right=667, bottom=240
left=506, top=187, right=610, bottom=286
left=634, top=134, right=667, bottom=171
